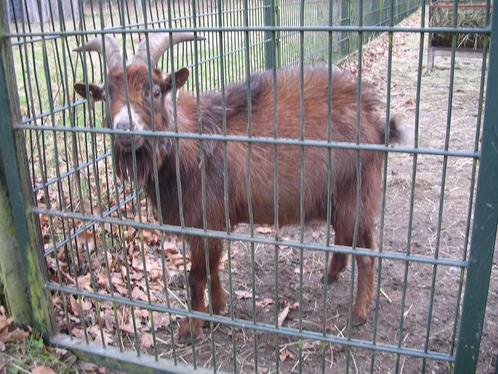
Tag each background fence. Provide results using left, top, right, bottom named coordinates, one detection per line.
left=0, top=0, right=497, bottom=373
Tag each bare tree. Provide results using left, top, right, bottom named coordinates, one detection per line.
left=6, top=0, right=79, bottom=23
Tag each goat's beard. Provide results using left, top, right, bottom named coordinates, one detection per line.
left=114, top=137, right=172, bottom=187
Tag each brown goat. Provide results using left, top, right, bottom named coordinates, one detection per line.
left=74, top=34, right=405, bottom=342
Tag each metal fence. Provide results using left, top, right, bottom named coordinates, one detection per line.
left=0, top=0, right=497, bottom=373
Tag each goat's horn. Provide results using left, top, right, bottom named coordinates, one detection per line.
left=74, top=35, right=124, bottom=71
left=132, top=32, right=205, bottom=67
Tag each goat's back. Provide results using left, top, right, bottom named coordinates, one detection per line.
left=219, top=67, right=386, bottom=227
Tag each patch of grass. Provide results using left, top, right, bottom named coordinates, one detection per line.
left=1, top=334, right=79, bottom=374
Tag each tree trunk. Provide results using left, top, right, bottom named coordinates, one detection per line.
left=6, top=0, right=80, bottom=23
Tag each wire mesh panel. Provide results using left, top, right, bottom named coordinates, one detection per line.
left=0, top=0, right=497, bottom=373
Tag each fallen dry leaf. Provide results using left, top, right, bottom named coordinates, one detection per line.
left=68, top=296, right=80, bottom=316
left=0, top=316, right=12, bottom=333
left=131, top=287, right=149, bottom=302
left=102, top=331, right=113, bottom=346
left=277, top=304, right=290, bottom=327
left=82, top=299, right=93, bottom=313
left=279, top=348, right=295, bottom=362
left=140, top=333, right=154, bottom=349
left=71, top=327, right=85, bottom=339
left=153, top=313, right=170, bottom=329
left=32, top=366, right=56, bottom=374
left=256, top=225, right=272, bottom=234
left=134, top=309, right=149, bottom=321
left=235, top=290, right=254, bottom=300
left=77, top=273, right=93, bottom=291
left=77, top=362, right=100, bottom=372
left=142, top=230, right=158, bottom=245
left=120, top=323, right=135, bottom=334
left=124, top=228, right=136, bottom=241
left=256, top=298, right=274, bottom=308
left=87, top=324, right=100, bottom=338
left=149, top=269, right=162, bottom=281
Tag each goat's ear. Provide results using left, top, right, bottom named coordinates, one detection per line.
left=164, top=67, right=190, bottom=92
left=74, top=83, right=106, bottom=101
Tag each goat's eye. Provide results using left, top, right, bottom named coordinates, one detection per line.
left=153, top=87, right=161, bottom=99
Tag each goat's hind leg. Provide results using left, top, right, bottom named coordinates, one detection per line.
left=329, top=215, right=375, bottom=326
left=352, top=229, right=375, bottom=326
left=209, top=239, right=227, bottom=315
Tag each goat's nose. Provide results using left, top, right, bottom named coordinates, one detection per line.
left=115, top=120, right=131, bottom=132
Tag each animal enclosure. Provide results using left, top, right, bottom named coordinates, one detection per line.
left=0, top=0, right=496, bottom=373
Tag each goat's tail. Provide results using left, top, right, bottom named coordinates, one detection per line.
left=387, top=117, right=411, bottom=145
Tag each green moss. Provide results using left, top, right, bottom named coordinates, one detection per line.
left=0, top=179, right=32, bottom=326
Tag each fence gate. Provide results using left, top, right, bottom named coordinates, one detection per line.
left=0, top=0, right=496, bottom=373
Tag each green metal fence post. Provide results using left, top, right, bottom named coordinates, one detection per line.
left=454, top=1, right=498, bottom=371
left=0, top=158, right=32, bottom=325
left=0, top=2, right=55, bottom=336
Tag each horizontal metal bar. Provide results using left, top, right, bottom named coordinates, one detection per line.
left=430, top=3, right=493, bottom=8
left=43, top=190, right=139, bottom=256
left=50, top=334, right=217, bottom=374
left=46, top=283, right=456, bottom=363
left=11, top=34, right=60, bottom=47
left=184, top=39, right=269, bottom=66
left=5, top=25, right=492, bottom=39
left=34, top=207, right=468, bottom=268
left=14, top=124, right=480, bottom=159
left=33, top=151, right=113, bottom=194
left=21, top=99, right=87, bottom=125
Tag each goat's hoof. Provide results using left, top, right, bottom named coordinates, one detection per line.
left=212, top=293, right=228, bottom=315
left=352, top=311, right=368, bottom=327
left=213, top=304, right=228, bottom=316
left=178, top=318, right=202, bottom=345
left=322, top=273, right=341, bottom=285
left=177, top=331, right=194, bottom=345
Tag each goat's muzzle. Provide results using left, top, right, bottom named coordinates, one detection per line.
left=113, top=132, right=145, bottom=151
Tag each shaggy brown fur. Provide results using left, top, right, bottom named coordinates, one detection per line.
left=75, top=65, right=404, bottom=342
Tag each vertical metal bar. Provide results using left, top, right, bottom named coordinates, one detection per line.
left=138, top=0, right=179, bottom=363
left=341, top=0, right=351, bottom=56
left=92, top=0, right=141, bottom=355
left=38, top=0, right=89, bottom=337
left=372, top=0, right=398, bottom=370
left=216, top=1, right=238, bottom=372
left=421, top=0, right=459, bottom=369
left=298, top=1, right=305, bottom=372
left=394, top=0, right=422, bottom=370
left=164, top=0, right=198, bottom=365
left=269, top=0, right=281, bottom=372
left=264, top=0, right=275, bottom=70
left=454, top=0, right=498, bottom=370
left=345, top=0, right=364, bottom=369
left=188, top=0, right=218, bottom=369
left=137, top=0, right=160, bottom=360
left=321, top=0, right=334, bottom=372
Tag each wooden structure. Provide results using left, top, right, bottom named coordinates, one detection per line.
left=427, top=2, right=492, bottom=71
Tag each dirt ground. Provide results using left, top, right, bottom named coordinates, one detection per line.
left=43, top=10, right=497, bottom=374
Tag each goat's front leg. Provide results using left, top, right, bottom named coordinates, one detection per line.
left=178, top=237, right=226, bottom=343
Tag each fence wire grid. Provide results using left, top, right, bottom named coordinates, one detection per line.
left=0, top=0, right=497, bottom=373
